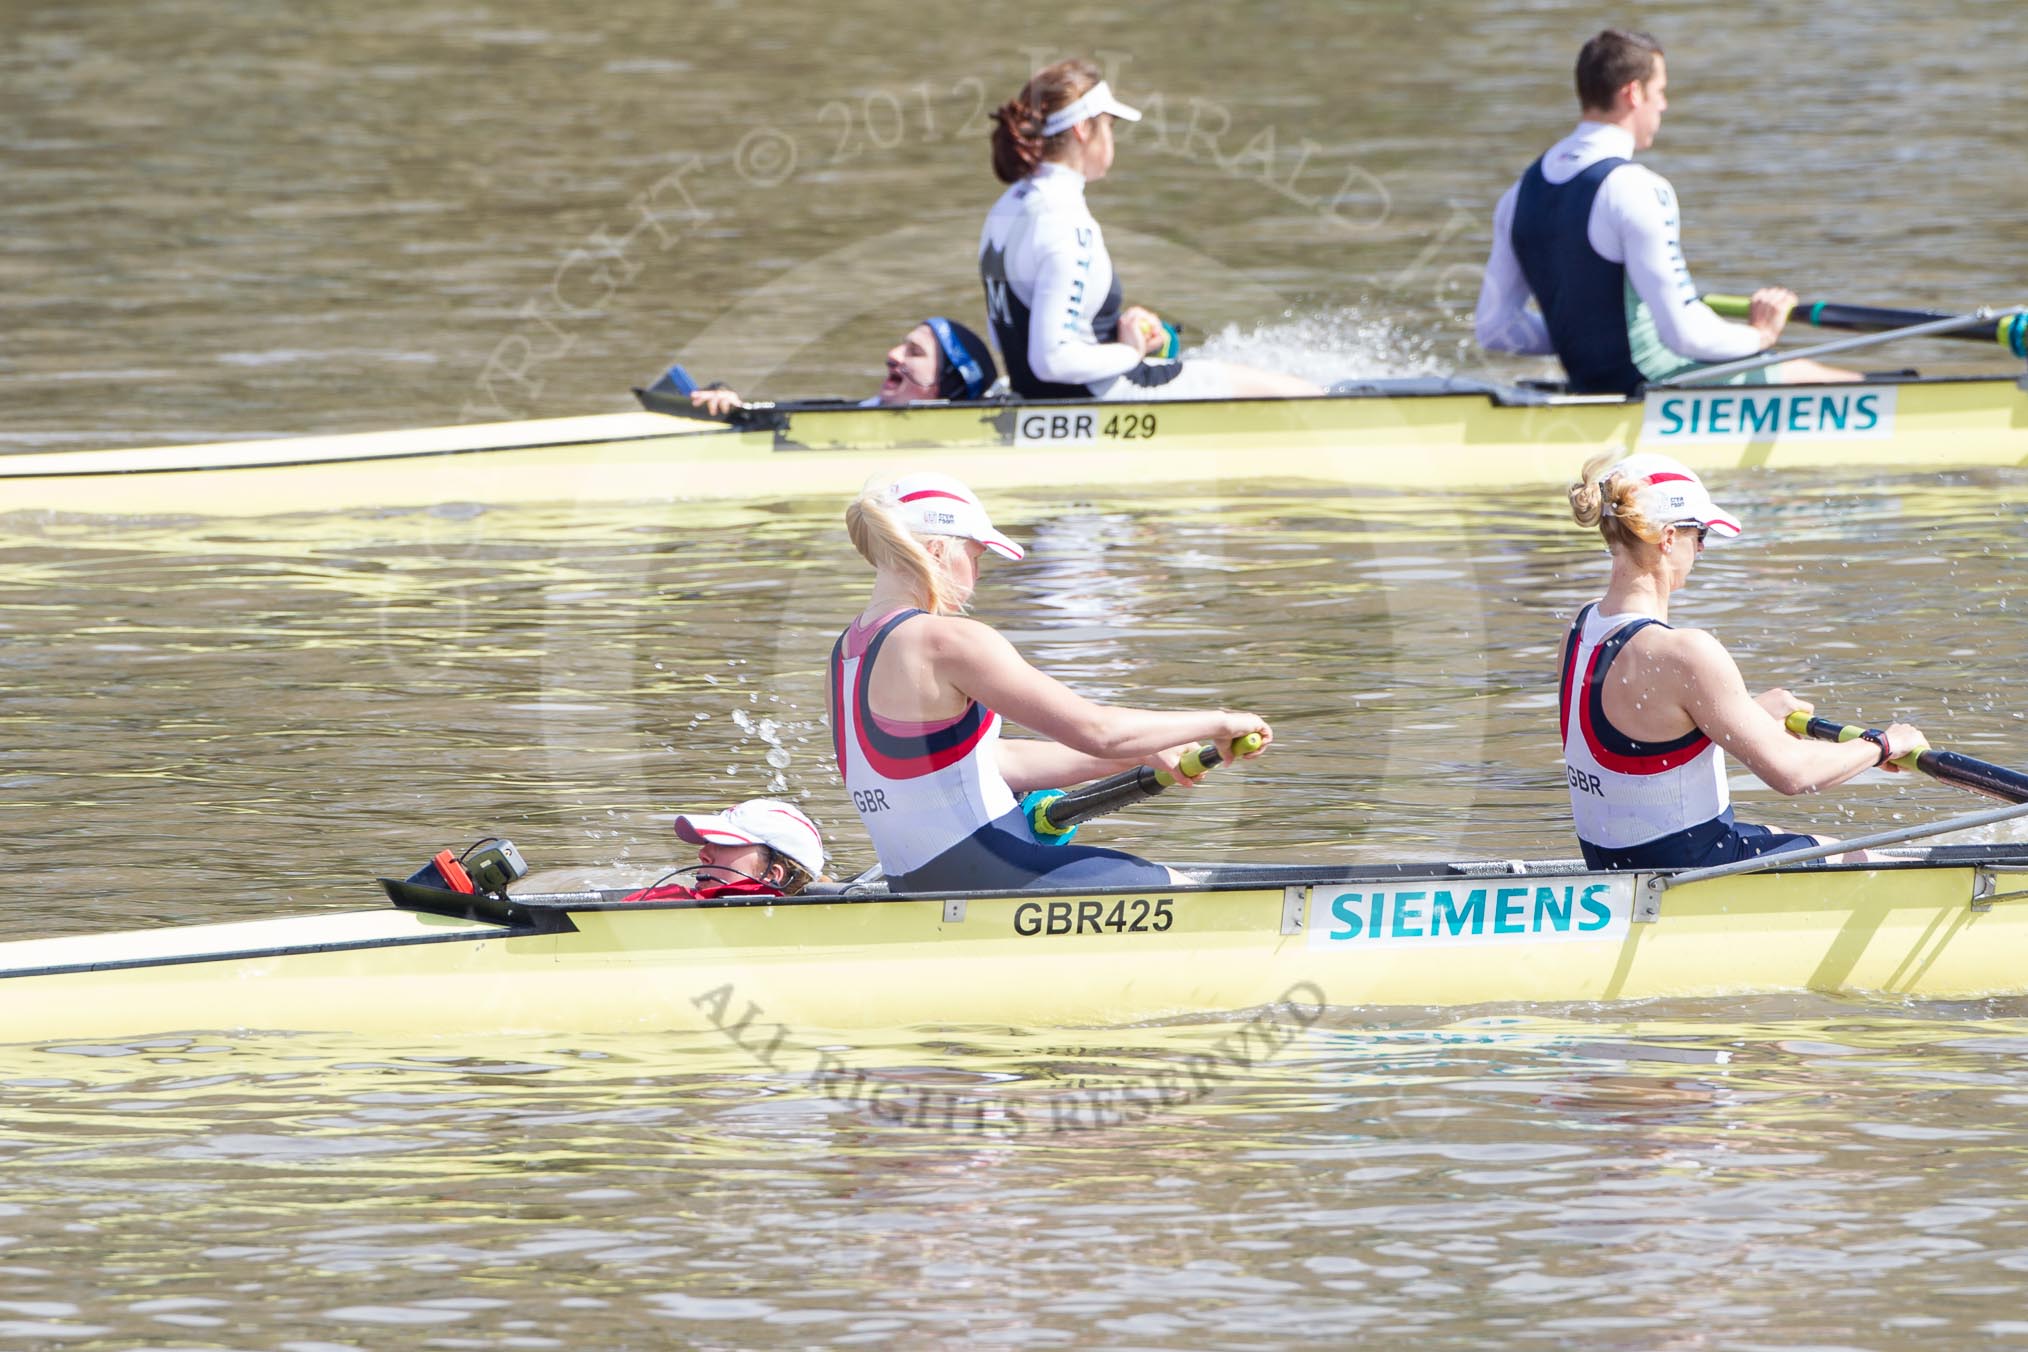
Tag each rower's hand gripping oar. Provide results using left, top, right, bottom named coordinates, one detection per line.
left=1786, top=711, right=2028, bottom=805
left=1023, top=733, right=1266, bottom=842
left=1705, top=294, right=2028, bottom=358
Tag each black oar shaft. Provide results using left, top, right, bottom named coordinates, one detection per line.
left=1703, top=294, right=2028, bottom=355
left=1788, top=714, right=2028, bottom=805
left=1040, top=765, right=1166, bottom=831
left=1908, top=750, right=2028, bottom=806
left=1799, top=301, right=2028, bottom=352
left=1801, top=301, right=1956, bottom=331
left=1040, top=734, right=1263, bottom=832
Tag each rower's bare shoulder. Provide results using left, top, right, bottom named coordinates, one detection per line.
left=1647, top=626, right=1750, bottom=695
left=1653, top=622, right=1724, bottom=655
left=915, top=614, right=1013, bottom=658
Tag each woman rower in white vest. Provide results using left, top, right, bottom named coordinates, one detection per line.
left=980, top=60, right=1318, bottom=403
left=833, top=472, right=1270, bottom=892
left=1561, top=451, right=1924, bottom=869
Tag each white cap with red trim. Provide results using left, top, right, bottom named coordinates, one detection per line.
left=1603, top=452, right=1742, bottom=538
left=889, top=472, right=1025, bottom=560
left=673, top=799, right=824, bottom=877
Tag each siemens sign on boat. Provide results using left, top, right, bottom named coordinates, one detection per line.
left=1304, top=879, right=1631, bottom=951
left=1640, top=387, right=1897, bottom=444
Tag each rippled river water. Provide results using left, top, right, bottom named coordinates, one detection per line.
left=5, top=0, right=2028, bottom=1346
left=6, top=1008, right=2028, bottom=1348
left=5, top=479, right=2028, bottom=1347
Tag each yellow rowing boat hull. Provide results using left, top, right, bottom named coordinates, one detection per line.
left=3, top=376, right=2022, bottom=517
left=2, top=859, right=2024, bottom=1043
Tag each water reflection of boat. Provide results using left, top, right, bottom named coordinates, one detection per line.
left=4, top=372, right=2023, bottom=517
left=3, top=847, right=2026, bottom=1042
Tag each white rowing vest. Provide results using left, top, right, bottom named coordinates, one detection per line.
left=830, top=610, right=1017, bottom=876
left=978, top=162, right=1135, bottom=398
left=1559, top=603, right=1729, bottom=850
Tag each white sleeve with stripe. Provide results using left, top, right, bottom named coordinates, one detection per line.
left=1593, top=166, right=1763, bottom=364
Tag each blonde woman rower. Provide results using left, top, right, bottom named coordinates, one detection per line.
left=1561, top=451, right=1923, bottom=869
left=832, top=472, right=1270, bottom=892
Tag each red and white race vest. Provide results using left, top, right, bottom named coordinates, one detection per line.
left=830, top=610, right=1017, bottom=876
left=1559, top=602, right=1729, bottom=851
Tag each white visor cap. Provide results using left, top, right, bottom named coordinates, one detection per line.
left=1041, top=80, right=1142, bottom=137
left=673, top=799, right=824, bottom=877
left=890, top=472, right=1025, bottom=560
left=1603, top=452, right=1743, bottom=538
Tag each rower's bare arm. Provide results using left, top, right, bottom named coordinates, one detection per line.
left=995, top=738, right=1135, bottom=794
left=1670, top=630, right=1877, bottom=794
left=1754, top=687, right=1813, bottom=720
left=930, top=618, right=1270, bottom=772
left=996, top=734, right=1254, bottom=794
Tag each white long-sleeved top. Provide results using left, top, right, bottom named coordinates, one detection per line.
left=1474, top=122, right=1761, bottom=365
left=978, top=163, right=1143, bottom=395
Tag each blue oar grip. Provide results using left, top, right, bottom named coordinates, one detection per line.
left=1022, top=790, right=1079, bottom=845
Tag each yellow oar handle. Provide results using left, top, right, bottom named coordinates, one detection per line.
left=1037, top=731, right=1269, bottom=836
left=1785, top=710, right=1927, bottom=769
left=1704, top=292, right=1794, bottom=327
left=1153, top=731, right=1265, bottom=787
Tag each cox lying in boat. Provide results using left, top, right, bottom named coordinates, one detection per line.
left=624, top=799, right=829, bottom=901
left=674, top=317, right=1001, bottom=416
left=410, top=800, right=831, bottom=903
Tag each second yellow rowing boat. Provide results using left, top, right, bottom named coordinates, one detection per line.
left=2, top=373, right=2021, bottom=517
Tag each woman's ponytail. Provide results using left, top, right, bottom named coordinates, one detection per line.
left=846, top=479, right=947, bottom=615
left=988, top=59, right=1104, bottom=185
left=990, top=97, right=1045, bottom=184
left=1570, top=449, right=1658, bottom=547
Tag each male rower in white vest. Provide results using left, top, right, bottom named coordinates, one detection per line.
left=1475, top=28, right=1859, bottom=396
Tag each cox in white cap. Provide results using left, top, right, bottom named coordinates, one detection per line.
left=673, top=799, right=824, bottom=887
left=888, top=472, right=1025, bottom=560
left=1039, top=80, right=1142, bottom=137
left=1600, top=452, right=1742, bottom=538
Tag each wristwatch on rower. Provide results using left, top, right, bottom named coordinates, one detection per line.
left=1859, top=728, right=1891, bottom=766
